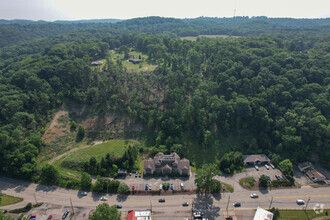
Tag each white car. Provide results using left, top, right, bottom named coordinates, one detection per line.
left=180, top=183, right=184, bottom=190
left=100, top=196, right=107, bottom=201
left=149, top=184, right=152, bottom=190
left=296, top=199, right=305, bottom=205
left=250, top=193, right=258, bottom=198
left=80, top=192, right=87, bottom=196
left=159, top=184, right=162, bottom=190
left=255, top=165, right=259, bottom=171
left=265, top=164, right=269, bottom=170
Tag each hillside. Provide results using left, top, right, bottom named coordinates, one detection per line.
left=0, top=17, right=329, bottom=183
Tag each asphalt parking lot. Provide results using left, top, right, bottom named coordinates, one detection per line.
left=243, top=164, right=284, bottom=182
left=121, top=172, right=197, bottom=191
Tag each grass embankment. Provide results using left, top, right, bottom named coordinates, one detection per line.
left=0, top=194, right=23, bottom=206
left=53, top=140, right=138, bottom=177
left=63, top=140, right=136, bottom=162
left=223, top=183, right=234, bottom=193
left=278, top=209, right=330, bottom=219
left=239, top=177, right=255, bottom=189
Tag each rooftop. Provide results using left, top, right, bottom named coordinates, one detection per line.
left=243, top=154, right=270, bottom=163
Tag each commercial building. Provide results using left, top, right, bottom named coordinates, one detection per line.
left=243, top=154, right=270, bottom=166
left=143, top=152, right=190, bottom=176
left=298, top=162, right=326, bottom=183
left=127, top=210, right=151, bottom=220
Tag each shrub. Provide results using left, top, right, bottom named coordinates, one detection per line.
left=259, top=174, right=269, bottom=187
left=117, top=183, right=129, bottom=194
left=163, top=182, right=170, bottom=190
left=70, top=120, right=77, bottom=130
left=76, top=125, right=85, bottom=142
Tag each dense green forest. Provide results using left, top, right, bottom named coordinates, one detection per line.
left=0, top=16, right=329, bottom=182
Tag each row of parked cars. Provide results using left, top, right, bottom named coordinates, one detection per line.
left=144, top=183, right=184, bottom=190
left=255, top=163, right=275, bottom=171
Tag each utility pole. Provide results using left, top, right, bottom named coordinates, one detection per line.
left=33, top=193, right=38, bottom=205
left=305, top=197, right=311, bottom=211
left=269, top=197, right=273, bottom=210
left=70, top=198, right=74, bottom=215
left=107, top=178, right=109, bottom=194
left=226, top=195, right=230, bottom=217
left=191, top=199, right=194, bottom=219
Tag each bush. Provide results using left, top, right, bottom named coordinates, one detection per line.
left=117, top=183, right=129, bottom=194
left=271, top=180, right=294, bottom=187
left=259, top=174, right=269, bottom=187
left=76, top=125, right=85, bottom=142
left=9, top=202, right=32, bottom=213
left=269, top=207, right=280, bottom=220
left=40, top=164, right=59, bottom=185
left=70, top=120, right=77, bottom=130
left=211, top=180, right=222, bottom=193
left=81, top=172, right=92, bottom=191
left=163, top=182, right=170, bottom=190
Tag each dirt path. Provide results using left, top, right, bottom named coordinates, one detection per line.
left=49, top=141, right=104, bottom=165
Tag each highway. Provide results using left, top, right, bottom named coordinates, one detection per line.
left=0, top=177, right=329, bottom=219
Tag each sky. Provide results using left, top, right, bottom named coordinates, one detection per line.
left=1, top=0, right=330, bottom=21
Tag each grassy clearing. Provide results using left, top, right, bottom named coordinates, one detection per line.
left=108, top=50, right=156, bottom=72
left=181, top=35, right=241, bottom=41
left=62, top=140, right=138, bottom=163
left=239, top=177, right=255, bottom=189
left=0, top=194, right=23, bottom=206
left=52, top=140, right=139, bottom=178
left=278, top=209, right=329, bottom=219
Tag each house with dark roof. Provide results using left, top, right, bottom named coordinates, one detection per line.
left=143, top=152, right=190, bottom=176
left=243, top=154, right=270, bottom=166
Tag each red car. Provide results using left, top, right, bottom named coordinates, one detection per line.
left=47, top=215, right=53, bottom=219
left=132, top=184, right=135, bottom=190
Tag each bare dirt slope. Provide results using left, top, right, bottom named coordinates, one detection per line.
left=42, top=110, right=70, bottom=144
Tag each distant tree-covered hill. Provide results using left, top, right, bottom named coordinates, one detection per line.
left=0, top=16, right=329, bottom=48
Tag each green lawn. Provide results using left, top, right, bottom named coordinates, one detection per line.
left=108, top=50, right=157, bottom=72
left=0, top=194, right=23, bottom=206
left=223, top=183, right=234, bottom=193
left=278, top=209, right=330, bottom=219
left=62, top=140, right=138, bottom=163
left=239, top=177, right=255, bottom=189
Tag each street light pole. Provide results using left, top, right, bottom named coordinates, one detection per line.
left=226, top=195, right=230, bottom=217
left=305, top=197, right=311, bottom=211
left=269, top=197, right=273, bottom=210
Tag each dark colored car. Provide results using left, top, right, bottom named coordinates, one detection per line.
left=233, top=202, right=241, bottom=207
left=182, top=202, right=189, bottom=206
left=145, top=184, right=148, bottom=190
left=29, top=215, right=36, bottom=220
left=48, top=215, right=53, bottom=219
left=116, top=204, right=122, bottom=209
left=62, top=209, right=70, bottom=219
left=159, top=198, right=165, bottom=202
left=170, top=184, right=174, bottom=190
left=135, top=172, right=138, bottom=178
